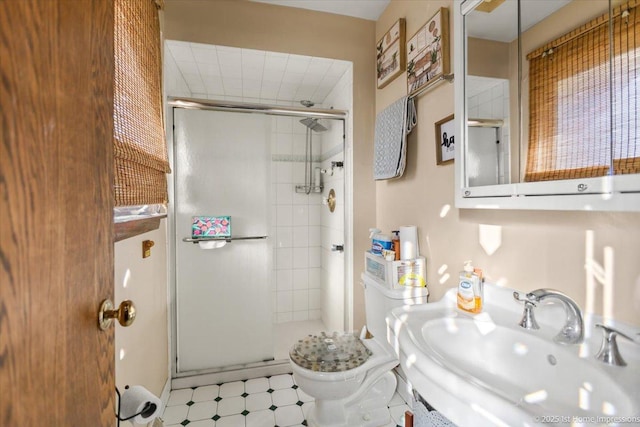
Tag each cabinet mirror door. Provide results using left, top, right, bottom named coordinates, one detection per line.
left=459, top=0, right=640, bottom=208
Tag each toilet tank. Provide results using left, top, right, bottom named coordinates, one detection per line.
left=362, top=272, right=429, bottom=339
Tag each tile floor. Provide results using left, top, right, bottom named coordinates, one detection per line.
left=161, top=373, right=410, bottom=427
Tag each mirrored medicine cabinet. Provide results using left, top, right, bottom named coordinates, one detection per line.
left=453, top=0, right=640, bottom=211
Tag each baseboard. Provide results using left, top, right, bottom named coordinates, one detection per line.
left=171, top=361, right=292, bottom=390
left=160, top=376, right=171, bottom=408
left=147, top=377, right=171, bottom=426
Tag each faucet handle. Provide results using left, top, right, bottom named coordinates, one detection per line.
left=514, top=292, right=540, bottom=330
left=594, top=323, right=635, bottom=367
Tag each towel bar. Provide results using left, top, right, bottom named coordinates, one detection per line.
left=182, top=235, right=268, bottom=243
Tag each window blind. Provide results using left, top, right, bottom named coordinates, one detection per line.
left=525, top=0, right=639, bottom=182
left=114, top=0, right=170, bottom=206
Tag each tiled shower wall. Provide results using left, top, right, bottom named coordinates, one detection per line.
left=319, top=70, right=350, bottom=332
left=270, top=68, right=351, bottom=327
left=467, top=76, right=510, bottom=185
left=270, top=116, right=324, bottom=323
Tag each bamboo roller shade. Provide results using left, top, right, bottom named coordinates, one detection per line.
left=114, top=0, right=169, bottom=206
left=525, top=0, right=639, bottom=182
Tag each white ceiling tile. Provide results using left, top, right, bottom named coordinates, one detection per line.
left=191, top=47, right=219, bottom=64
left=243, top=79, right=262, bottom=91
left=243, top=87, right=262, bottom=98
left=189, top=83, right=206, bottom=93
left=295, top=86, right=316, bottom=99
left=225, top=87, right=244, bottom=97
left=277, top=86, right=297, bottom=100
left=308, top=58, right=333, bottom=75
left=182, top=72, right=203, bottom=85
left=220, top=64, right=241, bottom=78
left=167, top=40, right=353, bottom=106
left=242, top=53, right=266, bottom=69
left=282, top=71, right=305, bottom=84
left=216, top=45, right=240, bottom=53
left=325, top=61, right=351, bottom=77
left=178, top=61, right=201, bottom=74
left=190, top=42, right=217, bottom=50
left=204, top=77, right=225, bottom=94
left=263, top=68, right=285, bottom=83
left=222, top=77, right=243, bottom=90
left=217, top=51, right=242, bottom=68
left=242, top=67, right=264, bottom=81
left=167, top=42, right=195, bottom=62
left=198, top=62, right=222, bottom=77
left=166, top=40, right=189, bottom=49
left=241, top=47, right=267, bottom=56
left=264, top=54, right=289, bottom=71
left=301, top=73, right=321, bottom=85
left=312, top=86, right=331, bottom=101
left=261, top=88, right=280, bottom=99
left=285, top=56, right=312, bottom=73
left=261, top=81, right=280, bottom=91
left=223, top=95, right=244, bottom=103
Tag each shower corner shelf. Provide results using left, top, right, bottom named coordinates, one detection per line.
left=182, top=235, right=268, bottom=244
left=295, top=185, right=323, bottom=194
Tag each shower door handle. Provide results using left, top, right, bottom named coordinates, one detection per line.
left=331, top=244, right=344, bottom=253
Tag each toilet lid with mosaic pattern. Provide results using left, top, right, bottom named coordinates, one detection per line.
left=289, top=331, right=373, bottom=372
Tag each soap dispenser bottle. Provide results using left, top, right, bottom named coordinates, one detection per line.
left=457, top=260, right=482, bottom=313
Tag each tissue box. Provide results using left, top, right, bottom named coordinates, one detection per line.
left=364, top=252, right=426, bottom=288
left=191, top=216, right=231, bottom=238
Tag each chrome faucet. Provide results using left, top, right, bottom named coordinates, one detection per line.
left=594, top=324, right=638, bottom=367
left=513, top=289, right=584, bottom=345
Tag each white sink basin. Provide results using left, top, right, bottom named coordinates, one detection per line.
left=387, top=286, right=640, bottom=427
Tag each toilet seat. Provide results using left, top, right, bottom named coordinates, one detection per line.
left=290, top=332, right=373, bottom=373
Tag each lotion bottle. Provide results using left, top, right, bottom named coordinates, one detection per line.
left=457, top=260, right=482, bottom=313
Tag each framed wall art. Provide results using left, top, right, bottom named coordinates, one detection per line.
left=435, top=114, right=455, bottom=165
left=377, top=18, right=405, bottom=89
left=406, top=8, right=450, bottom=96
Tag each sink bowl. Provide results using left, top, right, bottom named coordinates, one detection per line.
left=387, top=286, right=640, bottom=426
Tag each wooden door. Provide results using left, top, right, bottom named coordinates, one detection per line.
left=0, top=1, right=115, bottom=425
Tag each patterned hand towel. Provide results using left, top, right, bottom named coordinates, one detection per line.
left=373, top=96, right=417, bottom=180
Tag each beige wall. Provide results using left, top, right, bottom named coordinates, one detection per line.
left=467, top=38, right=509, bottom=79
left=164, top=0, right=377, bottom=329
left=115, top=221, right=169, bottom=398
left=376, top=0, right=640, bottom=325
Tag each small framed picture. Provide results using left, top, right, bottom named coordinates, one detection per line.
left=435, top=114, right=455, bottom=165
left=376, top=19, right=405, bottom=89
left=406, top=8, right=450, bottom=96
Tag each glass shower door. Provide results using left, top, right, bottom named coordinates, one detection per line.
left=173, top=108, right=273, bottom=373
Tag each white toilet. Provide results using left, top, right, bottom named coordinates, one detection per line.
left=289, top=273, right=429, bottom=427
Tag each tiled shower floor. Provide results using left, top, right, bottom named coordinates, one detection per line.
left=161, top=373, right=410, bottom=427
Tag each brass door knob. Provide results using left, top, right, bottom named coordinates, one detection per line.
left=98, top=299, right=136, bottom=330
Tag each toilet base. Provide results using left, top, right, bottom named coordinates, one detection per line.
left=306, top=370, right=397, bottom=427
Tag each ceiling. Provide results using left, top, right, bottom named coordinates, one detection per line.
left=166, top=41, right=352, bottom=105
left=250, top=0, right=390, bottom=21
left=166, top=0, right=389, bottom=104
left=466, top=0, right=572, bottom=43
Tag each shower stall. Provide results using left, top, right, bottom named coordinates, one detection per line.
left=168, top=98, right=348, bottom=385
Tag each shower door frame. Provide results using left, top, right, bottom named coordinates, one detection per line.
left=166, top=97, right=352, bottom=385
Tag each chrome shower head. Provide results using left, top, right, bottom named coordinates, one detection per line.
left=299, top=117, right=328, bottom=132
